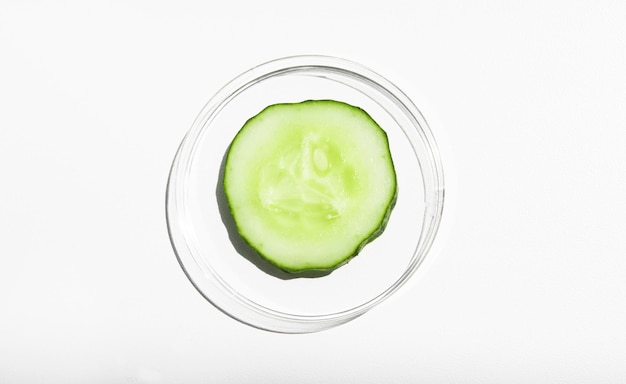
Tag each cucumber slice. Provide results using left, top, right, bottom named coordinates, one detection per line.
left=223, top=100, right=397, bottom=274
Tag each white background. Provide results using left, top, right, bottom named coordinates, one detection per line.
left=1, top=1, right=625, bottom=383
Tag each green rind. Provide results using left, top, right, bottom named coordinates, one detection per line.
left=223, top=99, right=397, bottom=274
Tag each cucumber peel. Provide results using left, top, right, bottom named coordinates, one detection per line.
left=223, top=100, right=397, bottom=274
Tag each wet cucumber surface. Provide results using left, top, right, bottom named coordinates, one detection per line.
left=223, top=100, right=397, bottom=274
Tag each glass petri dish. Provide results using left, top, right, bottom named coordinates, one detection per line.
left=166, top=55, right=445, bottom=333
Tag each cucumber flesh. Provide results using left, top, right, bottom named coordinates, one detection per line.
left=223, top=100, right=397, bottom=273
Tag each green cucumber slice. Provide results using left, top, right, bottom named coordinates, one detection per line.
left=223, top=100, right=397, bottom=274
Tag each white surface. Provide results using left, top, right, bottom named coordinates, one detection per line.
left=1, top=1, right=625, bottom=382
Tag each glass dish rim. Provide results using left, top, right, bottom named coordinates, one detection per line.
left=166, top=54, right=445, bottom=333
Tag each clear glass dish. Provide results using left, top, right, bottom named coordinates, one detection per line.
left=166, top=55, right=445, bottom=333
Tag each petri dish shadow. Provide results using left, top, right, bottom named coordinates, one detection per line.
left=216, top=148, right=332, bottom=280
